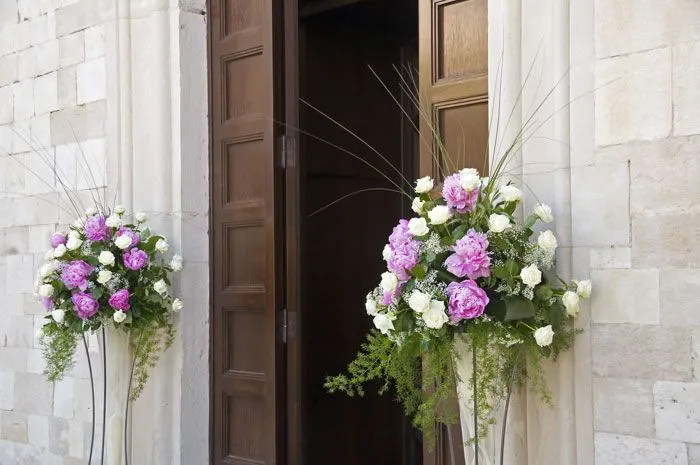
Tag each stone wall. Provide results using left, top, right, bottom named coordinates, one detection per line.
left=588, top=1, right=700, bottom=464
left=0, top=1, right=209, bottom=464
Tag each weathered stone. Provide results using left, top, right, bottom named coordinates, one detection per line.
left=29, top=12, right=55, bottom=46
left=655, top=381, right=700, bottom=443
left=595, top=48, right=672, bottom=146
left=674, top=42, right=700, bottom=136
left=594, top=432, right=688, bottom=465
left=34, top=40, right=59, bottom=76
left=689, top=444, right=700, bottom=465
left=0, top=370, right=15, bottom=410
left=0, top=85, right=14, bottom=126
left=593, top=378, right=654, bottom=437
left=590, top=246, right=632, bottom=269
left=0, top=54, right=18, bottom=89
left=58, top=31, right=83, bottom=68
left=633, top=213, right=700, bottom=268
left=1, top=411, right=28, bottom=443
left=592, top=324, right=692, bottom=381
left=0, top=315, right=34, bottom=348
left=13, top=79, right=34, bottom=121
left=14, top=372, right=53, bottom=415
left=48, top=417, right=82, bottom=458
left=29, top=112, right=51, bottom=149
left=75, top=137, right=106, bottom=189
left=53, top=378, right=73, bottom=419
left=27, top=414, right=49, bottom=450
left=571, top=162, right=630, bottom=247
left=56, top=66, right=76, bottom=109
left=76, top=57, right=105, bottom=104
left=17, top=47, right=37, bottom=81
left=33, top=71, right=57, bottom=115
left=50, top=100, right=105, bottom=145
left=83, top=25, right=104, bottom=60
left=661, top=270, right=700, bottom=326
left=26, top=348, right=45, bottom=375
left=590, top=269, right=659, bottom=324
left=5, top=254, right=33, bottom=294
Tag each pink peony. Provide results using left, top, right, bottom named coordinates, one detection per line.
left=84, top=215, right=110, bottom=242
left=61, top=260, right=93, bottom=291
left=115, top=227, right=140, bottom=248
left=108, top=289, right=131, bottom=311
left=50, top=233, right=66, bottom=248
left=442, top=174, right=479, bottom=213
left=123, top=248, right=148, bottom=270
left=446, top=279, right=489, bottom=323
left=72, top=292, right=99, bottom=320
left=444, top=230, right=491, bottom=279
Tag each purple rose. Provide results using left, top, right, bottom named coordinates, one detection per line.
left=446, top=279, right=489, bottom=323
left=115, top=227, right=140, bottom=248
left=386, top=219, right=420, bottom=281
left=442, top=174, right=479, bottom=213
left=444, top=230, right=491, bottom=279
left=72, top=292, right=99, bottom=320
left=108, top=289, right=131, bottom=311
left=50, top=233, right=67, bottom=248
left=61, top=260, right=93, bottom=291
left=84, top=215, right=110, bottom=242
left=123, top=248, right=148, bottom=271
left=41, top=297, right=54, bottom=310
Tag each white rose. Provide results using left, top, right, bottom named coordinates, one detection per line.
left=114, top=205, right=126, bottom=215
left=373, top=313, right=395, bottom=335
left=154, top=279, right=168, bottom=295
left=534, top=203, right=554, bottom=223
left=66, top=235, right=82, bottom=251
left=53, top=244, right=67, bottom=258
left=113, top=310, right=127, bottom=323
left=84, top=206, right=97, bottom=216
left=155, top=239, right=169, bottom=253
left=380, top=272, right=399, bottom=293
left=114, top=235, right=132, bottom=250
left=534, top=325, right=554, bottom=347
left=97, top=270, right=112, bottom=285
left=40, top=263, right=57, bottom=278
left=134, top=212, right=148, bottom=223
left=459, top=168, right=480, bottom=191
left=105, top=215, right=121, bottom=228
left=38, top=284, right=53, bottom=297
left=520, top=264, right=542, bottom=287
left=562, top=291, right=580, bottom=317
left=382, top=244, right=393, bottom=262
left=415, top=176, right=434, bottom=194
left=488, top=214, right=511, bottom=233
left=365, top=297, right=378, bottom=316
left=407, top=217, right=430, bottom=237
left=172, top=298, right=184, bottom=313
left=51, top=309, right=65, bottom=324
left=98, top=251, right=115, bottom=266
left=499, top=184, right=522, bottom=202
left=407, top=290, right=431, bottom=314
left=411, top=197, right=425, bottom=214
left=170, top=255, right=183, bottom=271
left=428, top=205, right=451, bottom=225
left=576, top=280, right=592, bottom=299
left=423, top=300, right=449, bottom=329
left=537, top=230, right=558, bottom=252
left=44, top=249, right=54, bottom=260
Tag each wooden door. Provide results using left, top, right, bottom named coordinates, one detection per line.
left=418, top=0, right=488, bottom=464
left=209, top=1, right=283, bottom=464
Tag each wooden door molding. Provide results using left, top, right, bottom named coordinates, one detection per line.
left=419, top=0, right=488, bottom=464
left=208, top=1, right=283, bottom=464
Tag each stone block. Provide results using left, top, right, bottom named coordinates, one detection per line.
left=27, top=225, right=53, bottom=253
left=12, top=120, right=32, bottom=154
left=12, top=194, right=60, bottom=226
left=14, top=372, right=53, bottom=415
left=84, top=25, right=105, bottom=60
left=50, top=100, right=105, bottom=146
left=4, top=226, right=29, bottom=254
left=33, top=71, right=57, bottom=115
left=594, top=432, right=687, bottom=465
left=48, top=417, right=83, bottom=458
left=0, top=2, right=19, bottom=30
left=27, top=414, right=49, bottom=449
left=632, top=213, right=700, bottom=268
left=0, top=315, right=34, bottom=347
left=629, top=136, right=700, bottom=215
left=661, top=270, right=700, bottom=326
left=593, top=377, right=654, bottom=437
left=0, top=347, right=28, bottom=372
left=0, top=125, right=11, bottom=155
left=5, top=254, right=34, bottom=294
left=690, top=444, right=700, bottom=465
left=590, top=269, right=659, bottom=324
left=53, top=377, right=74, bottom=419
left=54, top=142, right=78, bottom=189
left=0, top=370, right=14, bottom=410
left=34, top=40, right=58, bottom=76
left=58, top=31, right=84, bottom=68
left=0, top=85, right=13, bottom=125
left=29, top=112, right=51, bottom=149
left=655, top=381, right=700, bottom=443
left=56, top=1, right=100, bottom=37
left=18, top=0, right=50, bottom=19
left=26, top=348, right=45, bottom=374
left=57, top=65, right=77, bottom=109
left=571, top=162, right=630, bottom=247
left=1, top=411, right=28, bottom=443
left=30, top=12, right=55, bottom=46
left=75, top=137, right=106, bottom=189
left=0, top=54, right=18, bottom=89
left=14, top=79, right=34, bottom=121
left=76, top=57, right=105, bottom=104
left=674, top=42, right=700, bottom=136
left=590, top=246, right=632, bottom=269
left=592, top=324, right=692, bottom=381
left=14, top=20, right=31, bottom=52
left=72, top=378, right=97, bottom=422
left=595, top=48, right=672, bottom=146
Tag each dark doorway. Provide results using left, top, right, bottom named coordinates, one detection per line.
left=294, top=1, right=421, bottom=464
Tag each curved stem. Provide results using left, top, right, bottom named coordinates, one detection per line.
left=500, top=356, right=520, bottom=465
left=124, top=334, right=142, bottom=465
left=82, top=334, right=95, bottom=465
left=472, top=345, right=479, bottom=465
left=101, top=327, right=107, bottom=465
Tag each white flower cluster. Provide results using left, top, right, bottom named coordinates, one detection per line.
left=414, top=270, right=447, bottom=297
left=419, top=233, right=447, bottom=256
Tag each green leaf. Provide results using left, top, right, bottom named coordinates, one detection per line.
left=394, top=312, right=415, bottom=332
left=440, top=235, right=454, bottom=247
left=535, top=284, right=553, bottom=301
left=505, top=260, right=519, bottom=277
left=504, top=296, right=536, bottom=321
left=548, top=301, right=566, bottom=326
left=524, top=215, right=537, bottom=230
left=411, top=265, right=426, bottom=280
left=485, top=298, right=507, bottom=320
left=452, top=225, right=467, bottom=241
left=489, top=235, right=509, bottom=251
left=491, top=264, right=510, bottom=279
left=436, top=268, right=458, bottom=283
left=504, top=202, right=517, bottom=216
left=141, top=228, right=152, bottom=240
left=425, top=251, right=437, bottom=263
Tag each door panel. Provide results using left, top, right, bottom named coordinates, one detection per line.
left=418, top=1, right=488, bottom=464
left=209, top=1, right=281, bottom=464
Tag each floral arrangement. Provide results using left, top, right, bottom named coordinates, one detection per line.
left=325, top=168, right=591, bottom=441
left=36, top=205, right=183, bottom=399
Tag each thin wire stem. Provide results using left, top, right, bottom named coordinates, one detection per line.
left=124, top=333, right=141, bottom=465
left=472, top=344, right=479, bottom=465
left=101, top=327, right=107, bottom=465
left=309, top=187, right=405, bottom=217
left=499, top=362, right=518, bottom=465
left=82, top=334, right=95, bottom=465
